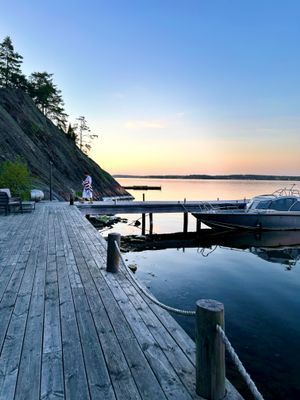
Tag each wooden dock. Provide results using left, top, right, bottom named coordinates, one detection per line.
left=0, top=202, right=242, bottom=400
left=76, top=199, right=246, bottom=215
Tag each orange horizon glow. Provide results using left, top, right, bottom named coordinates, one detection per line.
left=90, top=129, right=300, bottom=176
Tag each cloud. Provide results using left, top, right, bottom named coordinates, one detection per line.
left=124, top=120, right=166, bottom=130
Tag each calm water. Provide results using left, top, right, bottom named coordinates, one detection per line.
left=104, top=178, right=300, bottom=400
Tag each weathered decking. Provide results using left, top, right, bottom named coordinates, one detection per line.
left=0, top=202, right=242, bottom=400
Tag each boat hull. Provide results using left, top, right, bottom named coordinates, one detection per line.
left=192, top=211, right=300, bottom=231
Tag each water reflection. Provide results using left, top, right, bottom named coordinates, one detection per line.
left=210, top=230, right=300, bottom=269
left=122, top=229, right=300, bottom=269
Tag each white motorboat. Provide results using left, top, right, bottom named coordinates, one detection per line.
left=193, top=187, right=300, bottom=231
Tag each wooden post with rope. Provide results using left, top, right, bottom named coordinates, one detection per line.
left=107, top=233, right=121, bottom=273
left=195, top=299, right=225, bottom=399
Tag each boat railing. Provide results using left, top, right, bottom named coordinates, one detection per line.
left=197, top=202, right=215, bottom=212
left=272, top=184, right=300, bottom=197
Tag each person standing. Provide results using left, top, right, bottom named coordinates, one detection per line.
left=82, top=172, right=93, bottom=203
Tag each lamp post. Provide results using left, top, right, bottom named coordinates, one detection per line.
left=49, top=160, right=53, bottom=201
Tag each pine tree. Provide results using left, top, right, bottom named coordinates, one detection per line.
left=28, top=72, right=68, bottom=130
left=66, top=123, right=77, bottom=141
left=0, top=36, right=24, bottom=88
left=74, top=116, right=98, bottom=154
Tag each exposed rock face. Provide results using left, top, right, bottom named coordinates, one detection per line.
left=0, top=88, right=128, bottom=199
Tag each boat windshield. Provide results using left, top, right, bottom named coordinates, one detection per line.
left=248, top=196, right=298, bottom=211
left=290, top=201, right=300, bottom=211
left=247, top=196, right=275, bottom=211
left=269, top=197, right=297, bottom=211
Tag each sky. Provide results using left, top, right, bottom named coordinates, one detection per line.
left=1, top=0, right=300, bottom=175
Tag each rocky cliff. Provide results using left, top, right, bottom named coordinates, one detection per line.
left=0, top=88, right=128, bottom=200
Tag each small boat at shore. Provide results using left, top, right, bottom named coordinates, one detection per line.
left=193, top=187, right=300, bottom=231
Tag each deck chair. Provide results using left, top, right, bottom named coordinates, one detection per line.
left=0, top=189, right=23, bottom=214
left=0, top=192, right=9, bottom=215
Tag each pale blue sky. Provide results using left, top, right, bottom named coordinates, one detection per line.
left=1, top=0, right=300, bottom=174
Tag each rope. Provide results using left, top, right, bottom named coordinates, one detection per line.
left=114, top=241, right=196, bottom=316
left=198, top=245, right=218, bottom=257
left=216, top=325, right=265, bottom=400
left=113, top=241, right=264, bottom=399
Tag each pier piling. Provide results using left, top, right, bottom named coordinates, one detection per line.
left=183, top=212, right=188, bottom=233
left=196, top=299, right=225, bottom=400
left=149, top=213, right=153, bottom=235
left=107, top=233, right=121, bottom=273
left=196, top=219, right=201, bottom=233
left=142, top=213, right=146, bottom=235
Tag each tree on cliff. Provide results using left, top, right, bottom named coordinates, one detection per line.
left=74, top=116, right=98, bottom=154
left=0, top=36, right=26, bottom=88
left=28, top=72, right=68, bottom=130
left=66, top=123, right=77, bottom=141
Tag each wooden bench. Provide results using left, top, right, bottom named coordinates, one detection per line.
left=0, top=192, right=10, bottom=215
left=0, top=192, right=24, bottom=215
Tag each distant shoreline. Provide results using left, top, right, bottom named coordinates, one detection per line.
left=114, top=174, right=300, bottom=181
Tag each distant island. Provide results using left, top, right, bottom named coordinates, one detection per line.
left=114, top=174, right=300, bottom=181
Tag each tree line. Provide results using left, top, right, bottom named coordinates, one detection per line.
left=0, top=36, right=97, bottom=153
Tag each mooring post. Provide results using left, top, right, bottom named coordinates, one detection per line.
left=142, top=213, right=146, bottom=235
left=195, top=299, right=225, bottom=400
left=69, top=191, right=74, bottom=205
left=107, top=233, right=121, bottom=273
left=183, top=212, right=188, bottom=233
left=196, top=218, right=201, bottom=233
left=149, top=213, right=153, bottom=235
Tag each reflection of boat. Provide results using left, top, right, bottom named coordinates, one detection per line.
left=210, top=229, right=300, bottom=249
left=250, top=247, right=300, bottom=267
left=193, top=188, right=300, bottom=231
left=122, top=229, right=300, bottom=268
left=213, top=230, right=300, bottom=267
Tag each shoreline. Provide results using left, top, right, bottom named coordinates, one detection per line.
left=114, top=174, right=300, bottom=182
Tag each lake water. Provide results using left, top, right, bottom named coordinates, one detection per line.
left=103, top=178, right=300, bottom=400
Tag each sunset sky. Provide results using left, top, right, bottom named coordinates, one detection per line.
left=1, top=0, right=300, bottom=175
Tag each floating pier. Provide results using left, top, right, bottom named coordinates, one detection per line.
left=76, top=199, right=246, bottom=215
left=0, top=202, right=243, bottom=399
left=122, top=185, right=162, bottom=190
left=77, top=199, right=247, bottom=235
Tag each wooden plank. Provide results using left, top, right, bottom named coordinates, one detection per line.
left=72, top=215, right=197, bottom=366
left=0, top=209, right=45, bottom=399
left=14, top=207, right=48, bottom=400
left=0, top=213, right=32, bottom=298
left=120, top=277, right=198, bottom=398
left=57, top=210, right=115, bottom=398
left=54, top=211, right=91, bottom=400
left=71, top=221, right=192, bottom=400
left=69, top=208, right=197, bottom=398
left=58, top=211, right=139, bottom=400
left=0, top=208, right=43, bottom=355
left=0, top=206, right=45, bottom=400
left=63, top=208, right=167, bottom=400
left=103, top=272, right=193, bottom=400
left=72, top=285, right=116, bottom=400
left=57, top=253, right=91, bottom=400
left=41, top=207, right=64, bottom=400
